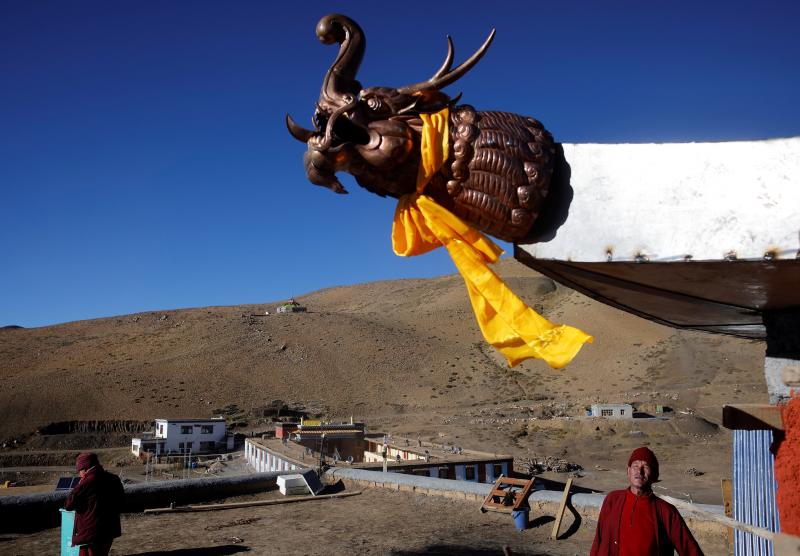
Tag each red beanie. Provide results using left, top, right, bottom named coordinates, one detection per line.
left=628, top=447, right=659, bottom=481
left=76, top=452, right=99, bottom=472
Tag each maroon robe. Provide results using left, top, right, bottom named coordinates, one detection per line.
left=64, top=466, right=124, bottom=548
left=590, top=488, right=704, bottom=556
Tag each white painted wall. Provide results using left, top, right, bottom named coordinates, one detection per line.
left=591, top=404, right=633, bottom=418
left=520, top=137, right=800, bottom=262
left=154, top=419, right=226, bottom=453
left=244, top=439, right=302, bottom=472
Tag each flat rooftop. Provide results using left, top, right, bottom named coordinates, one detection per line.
left=1, top=487, right=598, bottom=555
left=1, top=483, right=728, bottom=555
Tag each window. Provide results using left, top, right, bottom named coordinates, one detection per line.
left=620, top=409, right=625, bottom=416
left=178, top=442, right=193, bottom=451
left=199, top=441, right=216, bottom=452
left=465, top=465, right=476, bottom=481
left=438, top=467, right=451, bottom=479
left=200, top=425, right=214, bottom=434
left=493, top=464, right=504, bottom=478
left=601, top=409, right=613, bottom=417
left=181, top=425, right=193, bottom=434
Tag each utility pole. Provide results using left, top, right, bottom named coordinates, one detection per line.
left=382, top=434, right=388, bottom=473
left=317, top=433, right=326, bottom=476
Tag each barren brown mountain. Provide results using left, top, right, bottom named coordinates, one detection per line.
left=0, top=258, right=766, bottom=503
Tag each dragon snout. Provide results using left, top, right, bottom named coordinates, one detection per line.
left=304, top=149, right=348, bottom=194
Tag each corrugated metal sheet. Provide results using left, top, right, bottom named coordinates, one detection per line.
left=733, top=430, right=781, bottom=555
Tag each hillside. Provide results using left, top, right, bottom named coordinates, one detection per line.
left=0, top=258, right=766, bottom=502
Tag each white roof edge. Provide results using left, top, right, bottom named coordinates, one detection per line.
left=521, top=136, right=800, bottom=262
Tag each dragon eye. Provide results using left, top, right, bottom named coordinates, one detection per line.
left=366, top=97, right=383, bottom=111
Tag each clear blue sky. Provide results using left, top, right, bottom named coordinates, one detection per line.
left=2, top=1, right=798, bottom=328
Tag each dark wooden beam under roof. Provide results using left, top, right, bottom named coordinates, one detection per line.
left=514, top=249, right=800, bottom=340
left=722, top=404, right=784, bottom=431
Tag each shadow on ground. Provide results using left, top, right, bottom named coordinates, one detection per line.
left=392, top=546, right=549, bottom=555
left=528, top=515, right=554, bottom=529
left=525, top=497, right=583, bottom=540
left=127, top=545, right=250, bottom=555
left=557, top=498, right=583, bottom=540
left=321, top=478, right=346, bottom=494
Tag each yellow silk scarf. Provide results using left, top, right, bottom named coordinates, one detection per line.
left=392, top=108, right=592, bottom=368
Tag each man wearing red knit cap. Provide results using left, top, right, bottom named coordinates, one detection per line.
left=64, top=452, right=125, bottom=556
left=590, top=447, right=703, bottom=555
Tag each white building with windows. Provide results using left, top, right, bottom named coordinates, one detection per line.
left=244, top=423, right=513, bottom=484
left=131, top=418, right=228, bottom=456
left=590, top=403, right=634, bottom=419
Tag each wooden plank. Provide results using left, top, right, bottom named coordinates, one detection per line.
left=660, top=495, right=779, bottom=542
left=550, top=477, right=573, bottom=540
left=722, top=404, right=784, bottom=431
left=773, top=533, right=800, bottom=555
left=721, top=478, right=734, bottom=555
left=143, top=490, right=361, bottom=514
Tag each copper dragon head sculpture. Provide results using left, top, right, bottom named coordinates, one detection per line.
left=287, top=14, right=555, bottom=242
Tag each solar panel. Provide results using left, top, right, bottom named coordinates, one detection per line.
left=299, top=468, right=324, bottom=496
left=55, top=476, right=80, bottom=490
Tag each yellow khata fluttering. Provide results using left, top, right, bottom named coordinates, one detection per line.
left=392, top=108, right=593, bottom=368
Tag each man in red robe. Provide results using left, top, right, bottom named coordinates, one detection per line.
left=64, top=452, right=125, bottom=556
left=590, top=447, right=703, bottom=556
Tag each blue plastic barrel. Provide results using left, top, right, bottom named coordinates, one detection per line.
left=59, top=509, right=81, bottom=555
left=511, top=509, right=529, bottom=530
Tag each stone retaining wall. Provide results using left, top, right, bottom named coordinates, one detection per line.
left=0, top=471, right=289, bottom=533
left=326, top=467, right=729, bottom=542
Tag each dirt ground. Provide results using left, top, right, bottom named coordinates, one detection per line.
left=1, top=487, right=596, bottom=556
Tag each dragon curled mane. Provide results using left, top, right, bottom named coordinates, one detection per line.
left=287, top=14, right=555, bottom=243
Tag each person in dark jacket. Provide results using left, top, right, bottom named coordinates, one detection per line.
left=64, top=452, right=125, bottom=556
left=590, top=447, right=703, bottom=556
